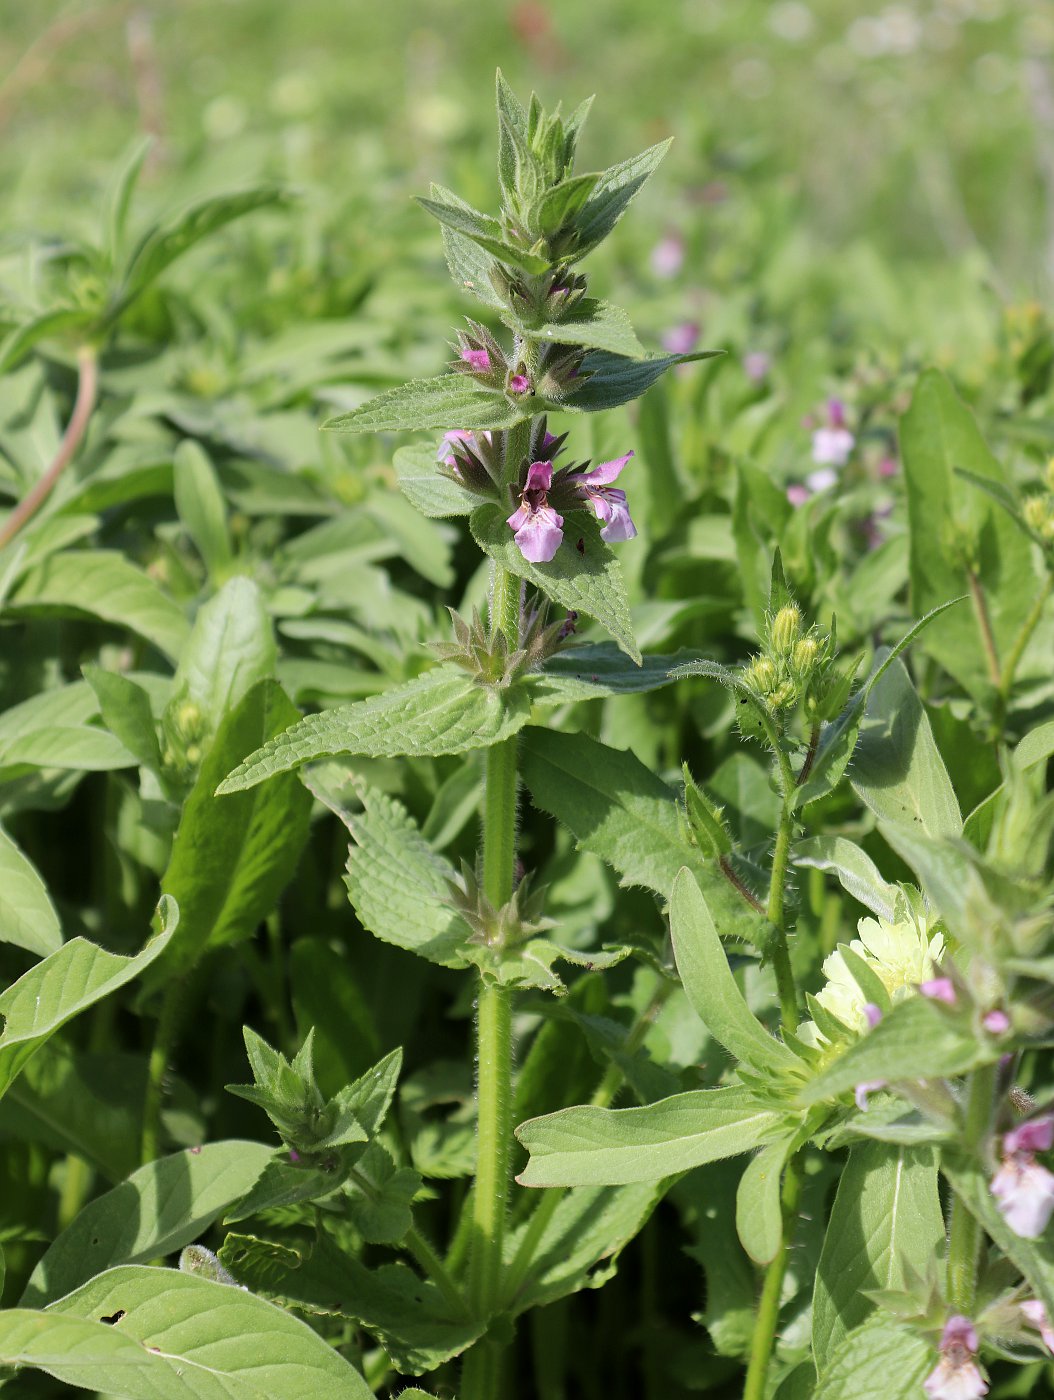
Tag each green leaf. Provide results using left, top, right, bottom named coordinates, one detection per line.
left=520, top=727, right=766, bottom=945
left=0, top=824, right=62, bottom=956
left=346, top=1144, right=421, bottom=1244
left=172, top=576, right=277, bottom=734
left=218, top=670, right=531, bottom=795
left=472, top=504, right=640, bottom=663
left=813, top=1143, right=944, bottom=1371
left=159, top=680, right=311, bottom=974
left=0, top=307, right=94, bottom=374
left=105, top=135, right=153, bottom=263
left=221, top=1230, right=483, bottom=1374
left=794, top=836, right=900, bottom=921
left=430, top=186, right=505, bottom=309
left=814, top=1319, right=933, bottom=1400
left=322, top=375, right=526, bottom=434
left=573, top=140, right=673, bottom=256
left=173, top=440, right=232, bottom=576
left=416, top=192, right=551, bottom=274
left=22, top=1140, right=272, bottom=1306
left=516, top=1086, right=785, bottom=1187
left=42, top=1263, right=373, bottom=1398
left=530, top=299, right=646, bottom=359
left=670, top=868, right=798, bottom=1073
left=394, top=442, right=480, bottom=518
left=9, top=551, right=190, bottom=662
left=735, top=1137, right=793, bottom=1265
left=900, top=369, right=1043, bottom=697
left=83, top=664, right=162, bottom=773
left=531, top=647, right=695, bottom=702
left=112, top=185, right=291, bottom=319
left=850, top=658, right=962, bottom=838
left=0, top=722, right=134, bottom=775
left=536, top=172, right=600, bottom=235
left=800, top=997, right=991, bottom=1107
left=0, top=897, right=176, bottom=1100
left=563, top=349, right=722, bottom=413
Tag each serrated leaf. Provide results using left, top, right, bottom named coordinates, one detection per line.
left=22, top=1140, right=272, bottom=1307
left=430, top=185, right=506, bottom=309
left=812, top=1143, right=944, bottom=1371
left=471, top=504, right=640, bottom=662
left=416, top=193, right=550, bottom=274
left=346, top=1143, right=420, bottom=1243
left=394, top=442, right=481, bottom=518
left=536, top=172, right=600, bottom=236
left=530, top=299, right=646, bottom=359
left=515, top=1086, right=785, bottom=1187
left=41, top=1264, right=372, bottom=1398
left=563, top=349, right=722, bottom=412
left=519, top=727, right=765, bottom=945
left=218, top=670, right=531, bottom=794
left=670, top=868, right=798, bottom=1073
left=814, top=1319, right=932, bottom=1400
left=158, top=680, right=311, bottom=975
left=0, top=898, right=176, bottom=1101
left=323, top=375, right=526, bottom=434
left=9, top=551, right=190, bottom=662
left=573, top=139, right=673, bottom=256
left=0, top=824, right=62, bottom=956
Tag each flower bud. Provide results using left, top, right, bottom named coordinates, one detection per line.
left=744, top=655, right=777, bottom=694
left=770, top=604, right=802, bottom=654
left=792, top=635, right=820, bottom=673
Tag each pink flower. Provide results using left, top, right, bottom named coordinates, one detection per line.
left=878, top=455, right=899, bottom=478
left=805, top=467, right=838, bottom=492
left=461, top=348, right=492, bottom=372
left=650, top=233, right=684, bottom=279
left=507, top=461, right=564, bottom=563
left=811, top=399, right=855, bottom=468
left=786, top=483, right=811, bottom=507
left=572, top=451, right=637, bottom=543
left=437, top=429, right=476, bottom=467
left=920, top=978, right=957, bottom=1006
left=924, top=1316, right=987, bottom=1400
left=744, top=350, right=771, bottom=383
left=662, top=322, right=699, bottom=356
left=1021, top=1300, right=1054, bottom=1354
left=991, top=1116, right=1054, bottom=1238
left=864, top=1003, right=883, bottom=1028
left=982, top=1009, right=1010, bottom=1035
left=509, top=373, right=531, bottom=395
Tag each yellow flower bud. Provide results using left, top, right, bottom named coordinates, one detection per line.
left=792, top=636, right=820, bottom=672
left=769, top=604, right=802, bottom=654
left=745, top=655, right=777, bottom=694
left=1024, top=495, right=1051, bottom=535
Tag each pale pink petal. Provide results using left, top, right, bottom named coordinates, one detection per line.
left=512, top=506, right=563, bottom=563
left=1006, top=1116, right=1054, bottom=1155
left=920, top=978, right=956, bottom=1006
left=524, top=460, right=553, bottom=492
left=991, top=1158, right=1054, bottom=1238
left=581, top=450, right=633, bottom=487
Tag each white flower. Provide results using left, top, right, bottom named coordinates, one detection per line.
left=810, top=909, right=944, bottom=1036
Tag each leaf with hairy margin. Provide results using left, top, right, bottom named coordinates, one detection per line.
left=814, top=1319, right=932, bottom=1400
left=322, top=375, right=527, bottom=434
left=530, top=644, right=699, bottom=704
left=218, top=669, right=532, bottom=794
left=793, top=836, right=901, bottom=921
left=573, top=140, right=673, bottom=255
left=528, top=299, right=647, bottom=358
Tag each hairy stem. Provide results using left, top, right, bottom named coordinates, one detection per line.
left=0, top=346, right=98, bottom=551
left=719, top=854, right=765, bottom=914
left=999, top=573, right=1052, bottom=705
left=743, top=1154, right=803, bottom=1400
left=966, top=567, right=1001, bottom=690
left=767, top=748, right=800, bottom=1035
left=947, top=1063, right=997, bottom=1315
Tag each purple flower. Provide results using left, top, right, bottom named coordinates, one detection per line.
left=982, top=1009, right=1010, bottom=1035
left=991, top=1116, right=1054, bottom=1238
left=744, top=350, right=771, bottom=383
left=650, top=233, right=684, bottom=279
left=438, top=429, right=476, bottom=467
left=461, top=348, right=492, bottom=372
left=507, top=461, right=564, bottom=563
left=509, top=373, right=531, bottom=395
left=572, top=451, right=637, bottom=543
left=863, top=1003, right=883, bottom=1028
left=920, top=977, right=957, bottom=1006
left=786, top=483, right=811, bottom=507
left=811, top=398, right=855, bottom=468
left=924, top=1316, right=987, bottom=1400
left=1021, top=1300, right=1054, bottom=1354
left=662, top=321, right=699, bottom=356
left=878, top=455, right=899, bottom=478
left=805, top=467, right=839, bottom=492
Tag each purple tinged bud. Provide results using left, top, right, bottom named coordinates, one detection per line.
left=924, top=1316, right=987, bottom=1400
left=461, top=348, right=492, bottom=372
left=920, top=978, right=956, bottom=1006
left=864, top=1003, right=883, bottom=1028
left=744, top=350, right=771, bottom=382
left=288, top=1149, right=301, bottom=1164
left=1021, top=1300, right=1054, bottom=1354
left=878, top=455, right=899, bottom=478
left=828, top=397, right=847, bottom=428
left=509, top=373, right=531, bottom=395
left=982, top=1009, right=1010, bottom=1035
left=1005, top=1115, right=1054, bottom=1156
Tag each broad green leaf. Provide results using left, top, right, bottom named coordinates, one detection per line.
left=536, top=172, right=600, bottom=235
left=574, top=139, right=673, bottom=255
left=218, top=669, right=531, bottom=795
left=850, top=658, right=961, bottom=838
left=472, top=504, right=640, bottom=663
left=516, top=1087, right=785, bottom=1187
left=22, top=1140, right=272, bottom=1306
left=394, top=442, right=480, bottom=518
left=564, top=349, right=722, bottom=413
left=323, top=375, right=526, bottom=434
left=345, top=1144, right=420, bottom=1243
left=814, top=1319, right=933, bottom=1400
left=530, top=644, right=696, bottom=703
left=794, top=836, right=900, bottom=921
left=670, top=868, right=797, bottom=1073
left=0, top=897, right=176, bottom=1100
left=159, top=680, right=311, bottom=974
left=113, top=185, right=291, bottom=318
left=9, top=551, right=190, bottom=662
left=43, top=1263, right=373, bottom=1398
left=735, top=1137, right=794, bottom=1265
left=941, top=1151, right=1054, bottom=1315
left=172, top=576, right=277, bottom=734
left=800, top=997, right=991, bottom=1106
left=1014, top=720, right=1054, bottom=773
left=503, top=1181, right=662, bottom=1314
left=431, top=186, right=506, bottom=309
left=105, top=135, right=153, bottom=262
left=0, top=723, right=134, bottom=775
left=813, top=1143, right=944, bottom=1371
left=0, top=824, right=62, bottom=956
left=520, top=727, right=765, bottom=945
left=221, top=1230, right=482, bottom=1374
left=900, top=369, right=1043, bottom=696
left=83, top=664, right=162, bottom=772
left=173, top=440, right=232, bottom=576
left=683, top=1160, right=757, bottom=1359
left=416, top=192, right=551, bottom=274
left=530, top=299, right=646, bottom=359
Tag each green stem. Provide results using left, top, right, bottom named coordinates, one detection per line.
left=999, top=573, right=1052, bottom=704
left=967, top=567, right=1001, bottom=690
left=141, top=976, right=189, bottom=1166
left=947, top=1063, right=997, bottom=1315
left=767, top=754, right=799, bottom=1035
left=742, top=1154, right=803, bottom=1400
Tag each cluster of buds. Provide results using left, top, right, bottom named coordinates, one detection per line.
left=160, top=694, right=209, bottom=789
left=1022, top=459, right=1054, bottom=547
left=739, top=603, right=851, bottom=737
left=454, top=322, right=532, bottom=397
left=432, top=601, right=577, bottom=687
